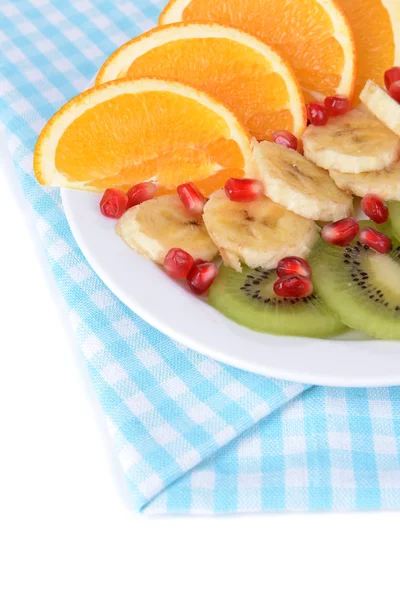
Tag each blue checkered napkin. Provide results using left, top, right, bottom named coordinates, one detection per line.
left=1, top=0, right=400, bottom=514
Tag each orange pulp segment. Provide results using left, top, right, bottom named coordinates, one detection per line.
left=159, top=0, right=356, bottom=102
left=34, top=78, right=254, bottom=194
left=96, top=23, right=306, bottom=140
left=335, top=0, right=400, bottom=100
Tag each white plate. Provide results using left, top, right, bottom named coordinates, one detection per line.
left=62, top=188, right=400, bottom=387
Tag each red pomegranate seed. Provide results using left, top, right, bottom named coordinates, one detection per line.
left=359, top=227, right=392, bottom=254
left=187, top=262, right=218, bottom=295
left=384, top=66, right=400, bottom=91
left=100, top=188, right=128, bottom=218
left=177, top=182, right=207, bottom=215
left=361, top=194, right=389, bottom=224
left=307, top=102, right=328, bottom=126
left=276, top=256, right=312, bottom=279
left=272, top=130, right=298, bottom=151
left=389, top=80, right=400, bottom=103
left=321, top=217, right=360, bottom=247
left=127, top=182, right=157, bottom=208
left=324, top=95, right=350, bottom=117
left=224, top=178, right=263, bottom=202
left=164, top=248, right=194, bottom=279
left=273, top=275, right=313, bottom=298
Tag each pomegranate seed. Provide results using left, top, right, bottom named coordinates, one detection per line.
left=177, top=182, right=206, bottom=215
left=359, top=227, right=392, bottom=254
left=389, top=80, right=400, bottom=103
left=272, top=130, right=298, bottom=151
left=307, top=102, right=328, bottom=126
left=384, top=66, right=400, bottom=91
left=273, top=275, right=313, bottom=298
left=127, top=182, right=157, bottom=208
left=164, top=248, right=194, bottom=279
left=321, top=217, right=360, bottom=247
left=324, top=95, right=350, bottom=117
left=100, top=188, right=128, bottom=218
left=361, top=194, right=389, bottom=224
left=187, top=262, right=218, bottom=295
left=224, top=178, right=263, bottom=202
left=276, top=256, right=312, bottom=279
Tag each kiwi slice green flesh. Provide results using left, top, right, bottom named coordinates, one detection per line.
left=310, top=227, right=400, bottom=340
left=388, top=201, right=400, bottom=241
left=208, top=265, right=346, bottom=338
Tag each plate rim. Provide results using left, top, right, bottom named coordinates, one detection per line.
left=62, top=188, right=400, bottom=388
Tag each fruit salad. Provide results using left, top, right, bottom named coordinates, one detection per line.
left=100, top=83, right=400, bottom=342
left=33, top=0, right=400, bottom=341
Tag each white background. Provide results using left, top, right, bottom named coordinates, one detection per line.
left=1, top=133, right=399, bottom=600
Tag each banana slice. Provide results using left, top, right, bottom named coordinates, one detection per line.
left=302, top=107, right=400, bottom=173
left=252, top=140, right=353, bottom=221
left=360, top=79, right=400, bottom=137
left=116, top=194, right=218, bottom=263
left=330, top=162, right=400, bottom=201
left=203, top=190, right=319, bottom=272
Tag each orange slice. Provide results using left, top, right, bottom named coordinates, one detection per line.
left=96, top=23, right=306, bottom=140
left=335, top=0, right=400, bottom=100
left=34, top=78, right=254, bottom=195
left=159, top=0, right=356, bottom=102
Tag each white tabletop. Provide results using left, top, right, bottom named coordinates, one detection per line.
left=1, top=131, right=399, bottom=600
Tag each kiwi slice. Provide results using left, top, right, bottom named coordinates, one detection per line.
left=310, top=222, right=400, bottom=340
left=388, top=201, right=400, bottom=241
left=208, top=265, right=346, bottom=338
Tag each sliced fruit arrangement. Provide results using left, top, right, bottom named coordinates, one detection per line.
left=202, top=189, right=319, bottom=272
left=330, top=162, right=400, bottom=201
left=302, top=107, right=400, bottom=173
left=334, top=0, right=400, bottom=100
left=252, top=140, right=353, bottom=221
left=206, top=207, right=400, bottom=339
left=33, top=78, right=254, bottom=195
left=159, top=0, right=356, bottom=103
left=33, top=0, right=400, bottom=341
left=310, top=221, right=400, bottom=340
left=96, top=23, right=306, bottom=140
left=116, top=193, right=218, bottom=264
left=360, top=79, right=400, bottom=137
left=208, top=265, right=346, bottom=338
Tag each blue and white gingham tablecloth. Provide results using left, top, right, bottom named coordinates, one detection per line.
left=1, top=0, right=400, bottom=513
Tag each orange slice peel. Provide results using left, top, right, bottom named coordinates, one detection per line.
left=96, top=22, right=307, bottom=140
left=335, top=0, right=400, bottom=100
left=159, top=0, right=357, bottom=102
left=33, top=78, right=255, bottom=195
